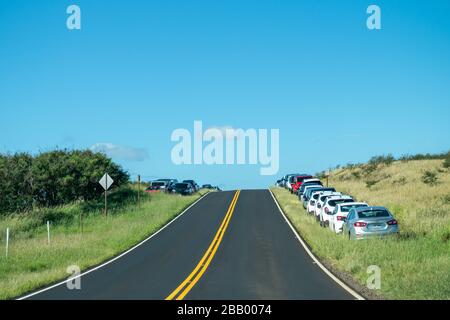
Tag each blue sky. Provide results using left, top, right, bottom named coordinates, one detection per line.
left=1, top=0, right=449, bottom=189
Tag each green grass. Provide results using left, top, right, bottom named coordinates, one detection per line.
left=271, top=159, right=450, bottom=300
left=0, top=187, right=209, bottom=300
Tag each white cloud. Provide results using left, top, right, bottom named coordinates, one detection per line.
left=90, top=143, right=148, bottom=161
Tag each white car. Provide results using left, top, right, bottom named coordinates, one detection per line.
left=307, top=191, right=335, bottom=214
left=285, top=174, right=299, bottom=192
left=300, top=184, right=323, bottom=202
left=314, top=193, right=342, bottom=219
left=329, top=202, right=369, bottom=233
left=320, top=196, right=354, bottom=228
left=302, top=178, right=322, bottom=186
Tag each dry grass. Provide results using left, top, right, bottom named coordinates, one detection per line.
left=272, top=159, right=450, bottom=300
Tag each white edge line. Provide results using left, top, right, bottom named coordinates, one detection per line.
left=17, top=192, right=211, bottom=300
left=268, top=189, right=365, bottom=301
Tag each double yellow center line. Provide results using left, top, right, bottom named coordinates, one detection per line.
left=166, top=190, right=241, bottom=300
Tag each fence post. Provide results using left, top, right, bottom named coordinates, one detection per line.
left=5, top=228, right=9, bottom=259
left=47, top=221, right=50, bottom=245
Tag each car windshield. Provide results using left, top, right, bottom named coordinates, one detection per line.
left=328, top=198, right=353, bottom=206
left=358, top=209, right=390, bottom=218
left=340, top=204, right=367, bottom=212
left=152, top=182, right=165, bottom=186
left=312, top=194, right=321, bottom=200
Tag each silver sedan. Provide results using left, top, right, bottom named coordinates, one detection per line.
left=342, top=206, right=399, bottom=240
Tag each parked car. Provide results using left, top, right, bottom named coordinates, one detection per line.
left=342, top=206, right=399, bottom=240
left=276, top=178, right=285, bottom=187
left=291, top=175, right=313, bottom=194
left=157, top=179, right=178, bottom=192
left=183, top=180, right=198, bottom=192
left=173, top=182, right=194, bottom=195
left=314, top=192, right=342, bottom=219
left=145, top=181, right=167, bottom=193
left=307, top=190, right=336, bottom=214
left=286, top=174, right=302, bottom=192
left=302, top=186, right=336, bottom=207
left=202, top=184, right=214, bottom=189
left=319, top=195, right=354, bottom=227
left=283, top=174, right=297, bottom=189
left=166, top=181, right=178, bottom=193
left=298, top=181, right=326, bottom=199
left=329, top=202, right=369, bottom=233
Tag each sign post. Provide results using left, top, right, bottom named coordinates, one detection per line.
left=99, top=173, right=114, bottom=218
left=325, top=169, right=331, bottom=187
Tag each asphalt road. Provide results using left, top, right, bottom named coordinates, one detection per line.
left=24, top=190, right=355, bottom=300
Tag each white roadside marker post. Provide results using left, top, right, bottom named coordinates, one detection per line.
left=5, top=228, right=9, bottom=259
left=47, top=221, right=50, bottom=245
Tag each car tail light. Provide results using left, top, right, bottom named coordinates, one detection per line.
left=318, top=204, right=322, bottom=208
left=387, top=219, right=398, bottom=225
left=324, top=207, right=329, bottom=214
left=354, top=221, right=367, bottom=227
left=337, top=216, right=345, bottom=221
left=311, top=200, right=315, bottom=205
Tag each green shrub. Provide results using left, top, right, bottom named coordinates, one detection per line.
left=421, top=170, right=439, bottom=186
left=365, top=179, right=379, bottom=189
left=0, top=150, right=129, bottom=215
left=368, top=154, right=395, bottom=166
left=443, top=152, right=450, bottom=169
left=392, top=176, right=407, bottom=185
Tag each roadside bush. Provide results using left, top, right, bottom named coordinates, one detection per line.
left=392, top=176, right=407, bottom=186
left=0, top=150, right=129, bottom=215
left=365, top=179, right=379, bottom=189
left=443, top=152, right=450, bottom=169
left=421, top=170, right=439, bottom=186
left=399, top=151, right=449, bottom=162
left=368, top=154, right=395, bottom=166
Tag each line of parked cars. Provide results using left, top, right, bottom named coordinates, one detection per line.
left=145, top=179, right=220, bottom=196
left=276, top=174, right=399, bottom=240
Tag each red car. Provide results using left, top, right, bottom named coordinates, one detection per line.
left=291, top=175, right=313, bottom=194
left=145, top=181, right=166, bottom=193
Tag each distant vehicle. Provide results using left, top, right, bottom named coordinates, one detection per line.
left=173, top=183, right=194, bottom=195
left=342, top=206, right=399, bottom=240
left=276, top=178, right=284, bottom=187
left=166, top=180, right=179, bottom=193
left=157, top=179, right=177, bottom=192
left=319, top=195, right=354, bottom=227
left=286, top=174, right=301, bottom=192
left=145, top=181, right=167, bottom=193
left=183, top=180, right=198, bottom=192
left=202, top=184, right=214, bottom=189
left=291, top=175, right=313, bottom=194
left=329, top=202, right=369, bottom=233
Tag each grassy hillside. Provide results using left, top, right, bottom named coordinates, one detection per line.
left=0, top=187, right=209, bottom=300
left=272, top=159, right=450, bottom=299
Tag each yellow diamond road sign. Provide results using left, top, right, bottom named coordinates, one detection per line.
left=99, top=173, right=114, bottom=190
